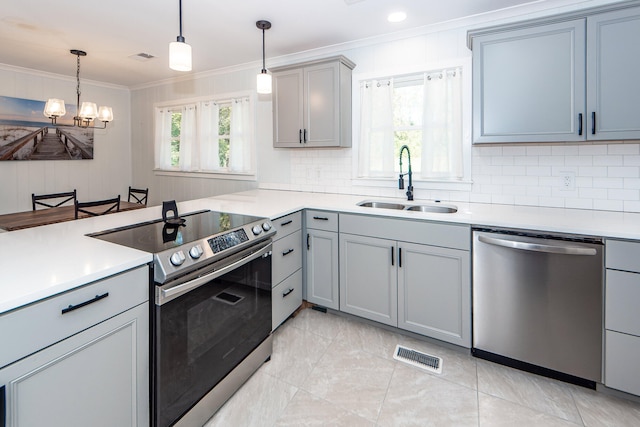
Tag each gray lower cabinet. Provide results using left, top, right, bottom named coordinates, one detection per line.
left=604, top=239, right=640, bottom=395
left=339, top=214, right=471, bottom=347
left=305, top=210, right=339, bottom=310
left=0, top=266, right=149, bottom=427
left=271, top=211, right=303, bottom=330
left=339, top=233, right=397, bottom=326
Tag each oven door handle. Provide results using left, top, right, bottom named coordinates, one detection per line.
left=157, top=242, right=272, bottom=305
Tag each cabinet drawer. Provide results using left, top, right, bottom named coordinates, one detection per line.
left=606, top=239, right=640, bottom=273
left=305, top=210, right=338, bottom=232
left=272, top=230, right=302, bottom=285
left=272, top=269, right=303, bottom=330
left=0, top=266, right=149, bottom=369
left=272, top=211, right=302, bottom=241
left=606, top=269, right=640, bottom=336
left=605, top=330, right=640, bottom=396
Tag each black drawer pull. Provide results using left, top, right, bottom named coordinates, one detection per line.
left=307, top=233, right=310, bottom=250
left=61, top=292, right=109, bottom=315
left=592, top=111, right=596, bottom=135
left=280, top=220, right=293, bottom=226
left=578, top=113, right=583, bottom=136
left=299, top=129, right=302, bottom=144
left=283, top=288, right=295, bottom=297
left=313, top=216, right=329, bottom=221
left=303, top=129, right=307, bottom=143
left=398, top=248, right=402, bottom=268
left=391, top=246, right=394, bottom=266
left=282, top=248, right=295, bottom=256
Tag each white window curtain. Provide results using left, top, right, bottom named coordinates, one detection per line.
left=421, top=69, right=463, bottom=179
left=229, top=97, right=252, bottom=172
left=179, top=104, right=198, bottom=171
left=358, top=79, right=394, bottom=178
left=199, top=101, right=220, bottom=171
left=154, top=108, right=173, bottom=170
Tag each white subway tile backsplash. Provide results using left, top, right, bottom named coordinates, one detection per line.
left=608, top=166, right=640, bottom=178
left=277, top=143, right=640, bottom=213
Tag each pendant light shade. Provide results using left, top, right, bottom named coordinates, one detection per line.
left=256, top=20, right=272, bottom=94
left=170, top=0, right=192, bottom=72
left=169, top=40, right=192, bottom=71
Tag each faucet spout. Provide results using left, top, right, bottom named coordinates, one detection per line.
left=399, top=145, right=414, bottom=201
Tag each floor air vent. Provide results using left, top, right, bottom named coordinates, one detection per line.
left=393, top=345, right=443, bottom=374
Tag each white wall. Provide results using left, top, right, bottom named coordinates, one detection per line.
left=0, top=65, right=131, bottom=215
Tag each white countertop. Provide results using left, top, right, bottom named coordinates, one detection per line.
left=2, top=189, right=639, bottom=315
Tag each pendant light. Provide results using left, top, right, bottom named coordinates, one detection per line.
left=169, top=0, right=192, bottom=71
left=256, top=20, right=272, bottom=94
left=43, top=49, right=113, bottom=129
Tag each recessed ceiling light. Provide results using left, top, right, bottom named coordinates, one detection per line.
left=388, top=11, right=407, bottom=23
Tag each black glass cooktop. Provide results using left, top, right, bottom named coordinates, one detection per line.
left=90, top=210, right=264, bottom=254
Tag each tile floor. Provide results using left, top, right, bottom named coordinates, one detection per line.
left=204, top=308, right=640, bottom=426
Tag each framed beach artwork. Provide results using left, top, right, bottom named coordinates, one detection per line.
left=0, top=95, right=94, bottom=161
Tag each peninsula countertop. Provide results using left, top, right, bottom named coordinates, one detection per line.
left=2, top=189, right=639, bottom=315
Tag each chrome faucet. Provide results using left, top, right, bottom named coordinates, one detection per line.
left=398, top=145, right=413, bottom=201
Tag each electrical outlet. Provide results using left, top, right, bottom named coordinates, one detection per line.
left=561, top=172, right=575, bottom=191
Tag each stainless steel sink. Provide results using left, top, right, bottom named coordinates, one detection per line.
left=357, top=201, right=406, bottom=210
left=357, top=200, right=457, bottom=213
left=405, top=204, right=458, bottom=214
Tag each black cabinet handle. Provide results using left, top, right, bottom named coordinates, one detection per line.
left=299, top=129, right=302, bottom=144
left=61, top=292, right=109, bottom=315
left=578, top=113, right=583, bottom=136
left=280, top=220, right=293, bottom=226
left=307, top=233, right=310, bottom=250
left=391, top=246, right=395, bottom=266
left=304, top=129, right=307, bottom=143
left=282, top=248, right=294, bottom=256
left=592, top=111, right=596, bottom=135
left=283, top=288, right=295, bottom=297
left=398, top=248, right=402, bottom=268
left=313, top=216, right=329, bottom=221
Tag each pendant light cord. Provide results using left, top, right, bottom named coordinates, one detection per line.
left=262, top=28, right=266, bottom=72
left=76, top=53, right=81, bottom=118
left=177, top=0, right=185, bottom=42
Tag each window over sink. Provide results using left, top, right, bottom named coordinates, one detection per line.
left=354, top=60, right=472, bottom=191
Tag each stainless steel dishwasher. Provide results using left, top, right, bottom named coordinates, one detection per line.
left=472, top=228, right=603, bottom=388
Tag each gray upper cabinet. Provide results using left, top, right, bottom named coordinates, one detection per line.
left=470, top=4, right=640, bottom=143
left=272, top=56, right=355, bottom=148
left=587, top=7, right=640, bottom=140
left=472, top=20, right=586, bottom=143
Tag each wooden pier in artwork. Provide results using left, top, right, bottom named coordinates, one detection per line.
left=0, top=127, right=93, bottom=160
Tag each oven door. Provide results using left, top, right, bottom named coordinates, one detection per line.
left=152, top=240, right=272, bottom=427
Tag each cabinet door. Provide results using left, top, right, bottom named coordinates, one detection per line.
left=398, top=242, right=471, bottom=347
left=306, top=229, right=339, bottom=310
left=0, top=303, right=149, bottom=427
left=304, top=62, right=340, bottom=147
left=473, top=19, right=586, bottom=143
left=605, top=330, right=640, bottom=396
left=339, top=233, right=397, bottom=327
left=273, top=68, right=304, bottom=147
left=587, top=7, right=640, bottom=140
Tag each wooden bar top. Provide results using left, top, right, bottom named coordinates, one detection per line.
left=0, top=201, right=145, bottom=231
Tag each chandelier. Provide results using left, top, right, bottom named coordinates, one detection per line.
left=43, top=49, right=113, bottom=129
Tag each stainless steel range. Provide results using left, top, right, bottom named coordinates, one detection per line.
left=91, top=208, right=276, bottom=427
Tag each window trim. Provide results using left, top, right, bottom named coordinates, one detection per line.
left=351, top=58, right=473, bottom=190
left=152, top=91, right=257, bottom=180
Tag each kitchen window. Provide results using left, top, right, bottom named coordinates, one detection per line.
left=154, top=94, right=254, bottom=177
left=356, top=64, right=471, bottom=188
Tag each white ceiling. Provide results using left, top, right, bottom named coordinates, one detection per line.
left=1, top=0, right=552, bottom=88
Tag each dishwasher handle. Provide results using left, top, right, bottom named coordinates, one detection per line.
left=477, top=234, right=597, bottom=256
